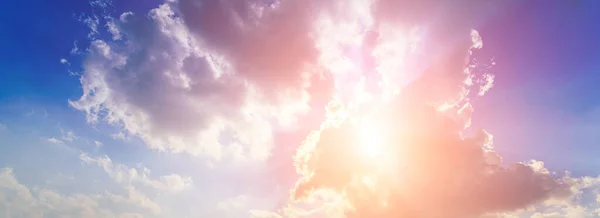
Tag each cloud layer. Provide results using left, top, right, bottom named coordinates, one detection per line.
left=281, top=0, right=574, bottom=217
left=60, top=0, right=600, bottom=217
left=69, top=1, right=324, bottom=161
left=0, top=167, right=150, bottom=218
left=291, top=97, right=572, bottom=217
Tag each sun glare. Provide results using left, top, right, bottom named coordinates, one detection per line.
left=358, top=122, right=385, bottom=158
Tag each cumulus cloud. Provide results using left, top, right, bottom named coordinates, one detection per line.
left=64, top=0, right=600, bottom=217
left=69, top=1, right=320, bottom=162
left=173, top=0, right=337, bottom=95
left=290, top=85, right=571, bottom=217
left=261, top=189, right=348, bottom=218
left=80, top=153, right=193, bottom=193
left=0, top=167, right=148, bottom=217
left=100, top=187, right=162, bottom=215
left=492, top=173, right=600, bottom=218
left=278, top=1, right=577, bottom=217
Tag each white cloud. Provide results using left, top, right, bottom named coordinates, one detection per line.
left=100, top=187, right=161, bottom=215
left=89, top=0, right=112, bottom=10
left=111, top=132, right=126, bottom=140
left=251, top=188, right=349, bottom=218
left=70, top=40, right=80, bottom=55
left=46, top=137, right=65, bottom=145
left=479, top=173, right=600, bottom=218
left=61, top=129, right=77, bottom=142
left=80, top=153, right=193, bottom=193
left=81, top=15, right=100, bottom=38
left=94, top=140, right=103, bottom=148
left=105, top=19, right=121, bottom=40
left=60, top=58, right=70, bottom=65
left=471, top=29, right=484, bottom=49
left=479, top=73, right=495, bottom=96
left=70, top=3, right=311, bottom=162
left=119, top=12, right=133, bottom=22
left=58, top=1, right=600, bottom=217
left=0, top=168, right=148, bottom=218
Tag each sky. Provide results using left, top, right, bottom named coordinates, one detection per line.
left=1, top=0, right=600, bottom=217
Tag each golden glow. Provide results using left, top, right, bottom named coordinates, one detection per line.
left=361, top=175, right=376, bottom=191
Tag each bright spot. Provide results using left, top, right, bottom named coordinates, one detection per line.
left=358, top=122, right=385, bottom=158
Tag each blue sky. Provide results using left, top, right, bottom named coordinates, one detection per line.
left=1, top=0, right=600, bottom=217
left=471, top=0, right=600, bottom=175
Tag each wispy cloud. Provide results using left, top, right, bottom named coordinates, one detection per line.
left=94, top=140, right=102, bottom=148
left=70, top=40, right=80, bottom=55
left=60, top=58, right=70, bottom=65
left=60, top=129, right=77, bottom=142
left=80, top=14, right=100, bottom=38
left=80, top=153, right=193, bottom=193
left=46, top=137, right=65, bottom=145
left=24, top=108, right=49, bottom=118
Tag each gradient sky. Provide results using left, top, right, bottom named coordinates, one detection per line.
left=1, top=0, right=600, bottom=217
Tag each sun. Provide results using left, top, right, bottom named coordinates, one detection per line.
left=358, top=121, right=386, bottom=159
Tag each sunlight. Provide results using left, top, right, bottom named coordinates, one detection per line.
left=358, top=122, right=385, bottom=159
left=361, top=175, right=376, bottom=190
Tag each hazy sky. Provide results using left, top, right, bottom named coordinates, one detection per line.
left=1, top=0, right=600, bottom=217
